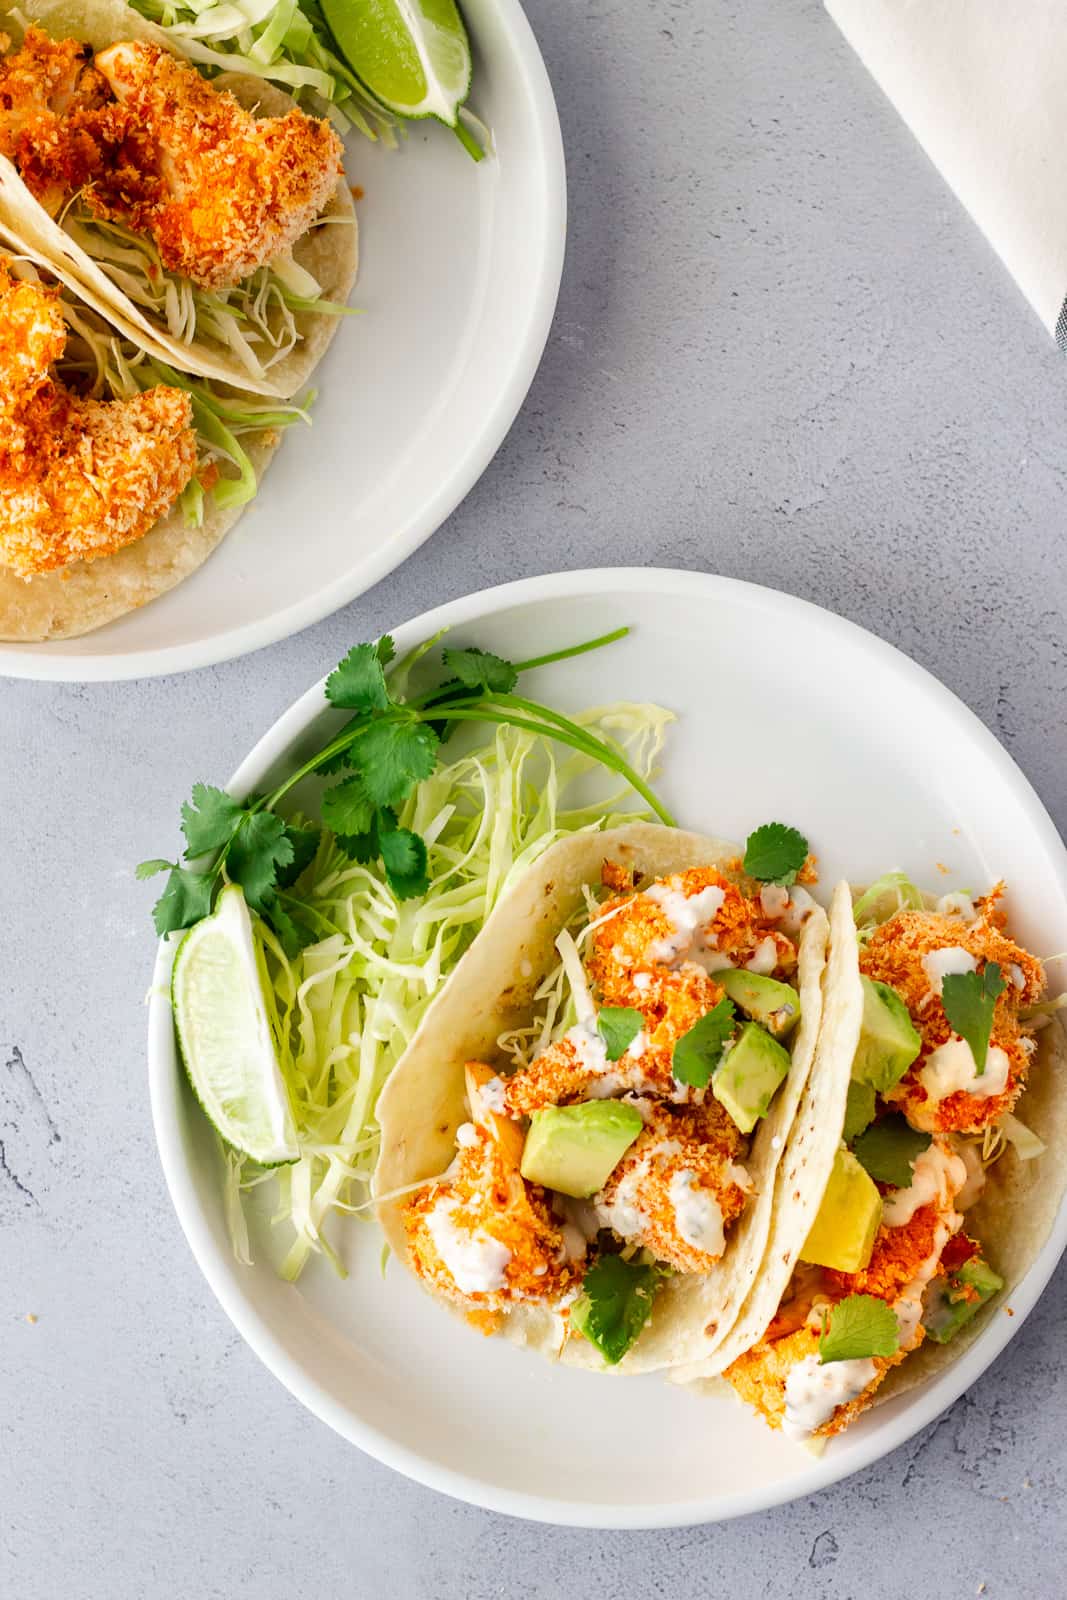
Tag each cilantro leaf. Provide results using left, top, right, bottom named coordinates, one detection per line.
left=375, top=635, right=397, bottom=669
left=743, top=822, right=809, bottom=885
left=441, top=646, right=518, bottom=695
left=352, top=719, right=439, bottom=809
left=269, top=902, right=318, bottom=959
left=818, top=1294, right=900, bottom=1364
left=379, top=820, right=429, bottom=900
left=570, top=1255, right=663, bottom=1365
left=135, top=858, right=173, bottom=880
left=325, top=643, right=391, bottom=713
left=672, top=998, right=737, bottom=1088
left=321, top=775, right=376, bottom=838
left=226, top=813, right=294, bottom=913
left=597, top=1006, right=645, bottom=1062
left=180, top=783, right=244, bottom=858
left=851, top=1116, right=931, bottom=1188
left=151, top=867, right=214, bottom=936
left=842, top=1078, right=877, bottom=1144
left=276, top=824, right=320, bottom=889
left=336, top=825, right=381, bottom=864
left=941, top=963, right=1006, bottom=1076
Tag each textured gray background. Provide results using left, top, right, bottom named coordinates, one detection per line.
left=3, top=1, right=1066, bottom=1594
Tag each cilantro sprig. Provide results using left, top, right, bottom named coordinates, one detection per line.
left=140, top=627, right=677, bottom=952
left=672, top=998, right=737, bottom=1088
left=941, top=963, right=1006, bottom=1076
left=597, top=1007, right=644, bottom=1062
left=570, top=1253, right=664, bottom=1365
left=818, top=1294, right=900, bottom=1364
left=850, top=1116, right=931, bottom=1189
left=743, top=822, right=809, bottom=885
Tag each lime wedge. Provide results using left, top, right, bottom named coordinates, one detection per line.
left=172, top=885, right=299, bottom=1165
left=320, top=0, right=473, bottom=127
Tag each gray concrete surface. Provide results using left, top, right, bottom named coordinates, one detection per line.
left=3, top=0, right=1066, bottom=1594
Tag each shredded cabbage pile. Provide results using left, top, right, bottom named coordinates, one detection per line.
left=230, top=704, right=674, bottom=1279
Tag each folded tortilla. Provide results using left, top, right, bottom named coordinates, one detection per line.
left=374, top=822, right=830, bottom=1374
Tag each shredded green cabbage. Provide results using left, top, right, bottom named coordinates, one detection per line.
left=128, top=0, right=396, bottom=142
left=853, top=871, right=926, bottom=930
left=232, top=703, right=674, bottom=1279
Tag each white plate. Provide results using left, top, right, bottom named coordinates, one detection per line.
left=147, top=568, right=1067, bottom=1526
left=0, top=0, right=564, bottom=681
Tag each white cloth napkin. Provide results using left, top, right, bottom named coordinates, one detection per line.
left=826, top=0, right=1067, bottom=342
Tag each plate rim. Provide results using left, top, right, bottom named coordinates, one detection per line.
left=146, top=565, right=1067, bottom=1526
left=0, top=0, right=566, bottom=683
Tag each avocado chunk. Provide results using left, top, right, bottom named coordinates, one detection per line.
left=520, top=1101, right=643, bottom=1198
left=712, top=1021, right=792, bottom=1134
left=852, top=977, right=922, bottom=1092
left=717, top=970, right=802, bottom=1038
left=842, top=1078, right=877, bottom=1143
left=924, top=1256, right=1004, bottom=1344
left=799, top=1147, right=881, bottom=1273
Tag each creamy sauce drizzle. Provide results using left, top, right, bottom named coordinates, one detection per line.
left=643, top=881, right=726, bottom=965
left=426, top=1199, right=511, bottom=1294
left=668, top=1169, right=726, bottom=1257
left=881, top=1140, right=966, bottom=1227
left=783, top=1355, right=878, bottom=1440
left=922, top=945, right=976, bottom=996
left=920, top=1037, right=1010, bottom=1104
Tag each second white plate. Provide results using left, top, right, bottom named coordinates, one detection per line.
left=0, top=0, right=565, bottom=680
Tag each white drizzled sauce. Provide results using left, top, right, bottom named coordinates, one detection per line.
left=780, top=886, right=817, bottom=936
left=632, top=971, right=653, bottom=992
left=745, top=937, right=779, bottom=975
left=668, top=1170, right=726, bottom=1257
left=557, top=1222, right=588, bottom=1263
left=935, top=893, right=977, bottom=921
left=594, top=1137, right=682, bottom=1239
left=566, top=1022, right=652, bottom=1098
left=643, top=881, right=726, bottom=965
left=1009, top=963, right=1026, bottom=991
left=479, top=1075, right=508, bottom=1114
left=919, top=1038, right=1010, bottom=1104
left=759, top=884, right=790, bottom=918
left=881, top=1141, right=966, bottom=1227
left=455, top=1122, right=479, bottom=1149
left=922, top=946, right=976, bottom=995
left=783, top=1355, right=878, bottom=1440
left=893, top=1212, right=962, bottom=1345
left=425, top=1199, right=511, bottom=1294
left=955, top=1141, right=986, bottom=1210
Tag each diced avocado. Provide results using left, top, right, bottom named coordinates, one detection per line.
left=924, top=1256, right=1004, bottom=1344
left=842, top=1078, right=877, bottom=1143
left=799, top=1147, right=882, bottom=1273
left=520, top=1101, right=643, bottom=1199
left=712, top=1021, right=792, bottom=1134
left=717, top=970, right=802, bottom=1038
left=852, top=977, right=922, bottom=1092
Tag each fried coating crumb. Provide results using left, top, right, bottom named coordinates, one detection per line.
left=594, top=1100, right=750, bottom=1273
left=0, top=31, right=343, bottom=289
left=860, top=895, right=1044, bottom=1133
left=0, top=266, right=196, bottom=576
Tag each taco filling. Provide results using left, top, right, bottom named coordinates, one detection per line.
left=396, top=852, right=821, bottom=1364
left=719, top=879, right=1051, bottom=1444
left=0, top=30, right=342, bottom=290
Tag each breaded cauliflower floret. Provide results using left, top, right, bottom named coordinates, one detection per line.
left=0, top=31, right=342, bottom=289
left=723, top=1321, right=910, bottom=1439
left=0, top=267, right=196, bottom=577
left=860, top=894, right=1045, bottom=1135
left=588, top=866, right=796, bottom=1008
left=94, top=41, right=342, bottom=288
left=402, top=1106, right=580, bottom=1324
left=594, top=1100, right=750, bottom=1273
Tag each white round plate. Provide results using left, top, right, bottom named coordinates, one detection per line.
left=147, top=568, right=1067, bottom=1526
left=0, top=0, right=564, bottom=681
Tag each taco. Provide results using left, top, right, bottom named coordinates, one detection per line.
left=675, top=873, right=1067, bottom=1447
left=374, top=822, right=834, bottom=1373
left=0, top=250, right=306, bottom=640
left=0, top=0, right=357, bottom=399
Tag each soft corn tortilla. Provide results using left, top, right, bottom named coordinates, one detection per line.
left=682, top=883, right=1067, bottom=1418
left=0, top=0, right=358, bottom=400
left=374, top=822, right=829, bottom=1375
left=0, top=429, right=277, bottom=641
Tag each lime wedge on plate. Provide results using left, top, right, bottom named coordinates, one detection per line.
left=172, top=885, right=299, bottom=1165
left=321, top=0, right=474, bottom=130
